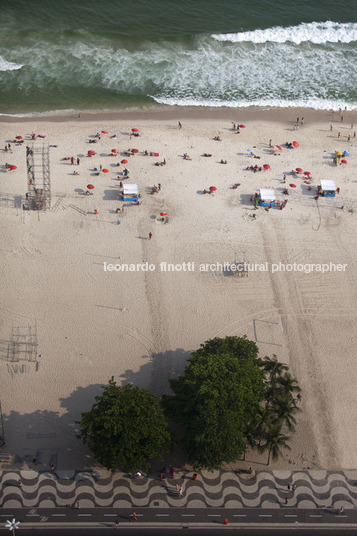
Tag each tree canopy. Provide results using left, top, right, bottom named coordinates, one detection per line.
left=78, top=378, right=171, bottom=472
left=163, top=337, right=300, bottom=470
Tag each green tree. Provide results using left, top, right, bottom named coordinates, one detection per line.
left=163, top=336, right=266, bottom=470
left=78, top=378, right=171, bottom=472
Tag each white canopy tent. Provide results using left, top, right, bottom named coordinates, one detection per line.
left=320, top=180, right=336, bottom=192
left=123, top=184, right=139, bottom=196
left=259, top=189, right=276, bottom=201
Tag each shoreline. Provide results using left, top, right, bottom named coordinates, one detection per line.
left=1, top=105, right=357, bottom=126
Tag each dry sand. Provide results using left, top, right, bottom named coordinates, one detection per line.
left=0, top=108, right=356, bottom=473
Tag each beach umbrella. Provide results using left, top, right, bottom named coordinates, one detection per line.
left=247, top=149, right=253, bottom=153
left=160, top=212, right=168, bottom=217
left=343, top=151, right=350, bottom=157
left=111, top=148, right=118, bottom=154
left=304, top=171, right=311, bottom=176
left=88, top=150, right=96, bottom=155
left=102, top=168, right=109, bottom=173
left=239, top=125, right=246, bottom=128
left=341, top=159, right=348, bottom=164
left=15, top=135, right=22, bottom=140
left=121, top=159, right=128, bottom=164
left=209, top=186, right=217, bottom=192
left=289, top=183, right=296, bottom=188
left=292, top=141, right=299, bottom=148
left=87, top=184, right=95, bottom=189
left=131, top=148, right=139, bottom=153
left=336, top=151, right=343, bottom=156
left=263, top=164, right=270, bottom=170
left=9, top=165, right=17, bottom=170
left=102, top=130, right=108, bottom=134
left=276, top=145, right=282, bottom=150
left=132, top=128, right=139, bottom=133
left=296, top=167, right=303, bottom=172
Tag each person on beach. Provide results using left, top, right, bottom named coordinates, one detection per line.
left=149, top=232, right=152, bottom=240
left=178, top=121, right=182, bottom=129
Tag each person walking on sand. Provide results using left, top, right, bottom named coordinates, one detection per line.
left=178, top=121, right=182, bottom=129
left=149, top=232, right=152, bottom=240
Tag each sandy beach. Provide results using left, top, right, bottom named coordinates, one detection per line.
left=0, top=108, right=357, bottom=473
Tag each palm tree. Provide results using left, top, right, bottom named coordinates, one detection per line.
left=277, top=372, right=301, bottom=396
left=272, top=393, right=300, bottom=431
left=261, top=355, right=288, bottom=386
left=261, top=424, right=291, bottom=465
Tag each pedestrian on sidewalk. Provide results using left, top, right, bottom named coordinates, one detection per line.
left=130, top=512, right=137, bottom=522
left=285, top=497, right=288, bottom=505
left=287, top=483, right=291, bottom=491
left=292, top=484, right=296, bottom=492
left=76, top=501, right=80, bottom=509
left=224, top=518, right=229, bottom=525
left=179, top=485, right=183, bottom=496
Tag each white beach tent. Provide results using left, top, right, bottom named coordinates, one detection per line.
left=123, top=184, right=139, bottom=196
left=320, top=180, right=336, bottom=192
left=259, top=189, right=276, bottom=201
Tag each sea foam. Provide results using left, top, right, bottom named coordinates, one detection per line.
left=212, top=21, right=357, bottom=45
left=0, top=56, right=23, bottom=71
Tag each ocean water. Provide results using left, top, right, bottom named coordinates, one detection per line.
left=1, top=0, right=357, bottom=115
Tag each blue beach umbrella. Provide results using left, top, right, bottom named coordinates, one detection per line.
left=343, top=151, right=350, bottom=157
left=247, top=149, right=253, bottom=153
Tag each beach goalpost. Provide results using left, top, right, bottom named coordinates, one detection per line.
left=25, top=142, right=51, bottom=211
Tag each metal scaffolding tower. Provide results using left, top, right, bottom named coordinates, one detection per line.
left=25, top=143, right=51, bottom=210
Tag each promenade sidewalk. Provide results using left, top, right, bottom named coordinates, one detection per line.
left=1, top=469, right=357, bottom=509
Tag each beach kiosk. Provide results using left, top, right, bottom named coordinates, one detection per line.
left=258, top=188, right=276, bottom=207
left=121, top=184, right=140, bottom=202
left=320, top=180, right=337, bottom=197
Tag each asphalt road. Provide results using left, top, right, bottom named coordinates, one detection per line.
left=0, top=506, right=355, bottom=531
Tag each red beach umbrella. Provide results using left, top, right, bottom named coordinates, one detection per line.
left=160, top=212, right=168, bottom=216
left=102, top=168, right=109, bottom=173
left=289, top=183, right=297, bottom=188
left=111, top=148, right=118, bottom=154
left=87, top=184, right=95, bottom=189
left=276, top=145, right=282, bottom=150
left=341, top=159, right=348, bottom=164
left=15, top=135, right=23, bottom=140
left=239, top=125, right=246, bottom=128
left=209, top=186, right=217, bottom=192
left=88, top=150, right=96, bottom=155
left=102, top=130, right=108, bottom=134
left=263, top=164, right=270, bottom=170
left=292, top=141, right=299, bottom=148
left=121, top=159, right=128, bottom=164
left=296, top=167, right=303, bottom=172
left=131, top=148, right=139, bottom=153
left=9, top=165, right=17, bottom=170
left=132, top=128, right=139, bottom=133
left=304, top=171, right=311, bottom=176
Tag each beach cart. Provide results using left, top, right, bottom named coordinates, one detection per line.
left=320, top=180, right=337, bottom=197
left=258, top=189, right=276, bottom=207
left=121, top=184, right=140, bottom=202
